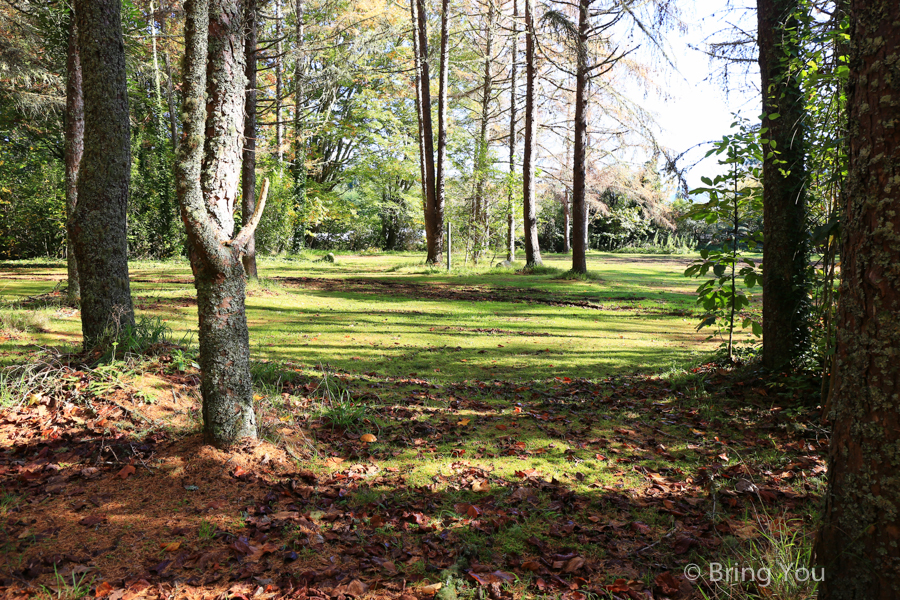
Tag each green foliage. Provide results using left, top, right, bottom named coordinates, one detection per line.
left=684, top=119, right=763, bottom=360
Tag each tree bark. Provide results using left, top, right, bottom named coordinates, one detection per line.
left=506, top=0, right=518, bottom=263
left=570, top=0, right=589, bottom=273
left=73, top=0, right=135, bottom=348
left=757, top=0, right=809, bottom=370
left=292, top=0, right=308, bottom=250
left=472, top=0, right=495, bottom=265
left=428, top=0, right=450, bottom=265
left=410, top=0, right=429, bottom=226
left=160, top=12, right=179, bottom=152
left=177, top=0, right=261, bottom=447
left=815, top=1, right=900, bottom=596
left=522, top=0, right=542, bottom=266
left=242, top=0, right=259, bottom=280
left=64, top=9, right=83, bottom=305
left=274, top=0, right=283, bottom=164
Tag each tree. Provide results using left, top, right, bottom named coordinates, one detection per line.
left=471, top=0, right=497, bottom=265
left=176, top=0, right=268, bottom=447
left=522, top=0, right=542, bottom=266
left=64, top=8, right=83, bottom=304
left=242, top=0, right=259, bottom=280
left=757, top=0, right=809, bottom=370
left=410, top=0, right=437, bottom=260
left=506, top=0, right=518, bottom=263
left=816, top=1, right=900, bottom=596
left=72, top=0, right=135, bottom=348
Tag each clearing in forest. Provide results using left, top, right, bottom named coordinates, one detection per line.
left=0, top=253, right=822, bottom=600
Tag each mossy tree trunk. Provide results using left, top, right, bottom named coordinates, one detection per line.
left=522, top=0, right=542, bottom=267
left=757, top=0, right=810, bottom=370
left=64, top=9, right=83, bottom=306
left=242, top=0, right=259, bottom=280
left=177, top=0, right=267, bottom=447
left=72, top=0, right=135, bottom=348
left=816, top=1, right=900, bottom=596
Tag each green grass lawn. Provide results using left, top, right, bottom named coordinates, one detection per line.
left=0, top=250, right=764, bottom=378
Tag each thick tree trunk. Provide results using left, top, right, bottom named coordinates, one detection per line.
left=428, top=0, right=450, bottom=265
left=177, top=0, right=262, bottom=447
left=816, top=1, right=900, bottom=596
left=242, top=0, right=259, bottom=280
left=522, top=0, right=542, bottom=266
left=64, top=10, right=83, bottom=305
left=506, top=0, right=517, bottom=263
left=571, top=0, right=589, bottom=273
left=73, top=0, right=135, bottom=348
left=757, top=0, right=809, bottom=370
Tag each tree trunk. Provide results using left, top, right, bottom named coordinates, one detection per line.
left=242, top=0, right=259, bottom=280
left=472, top=0, right=495, bottom=265
left=160, top=13, right=179, bottom=151
left=177, top=0, right=263, bottom=447
left=428, top=0, right=450, bottom=265
left=816, top=1, right=900, bottom=596
left=73, top=0, right=135, bottom=348
left=506, top=0, right=517, bottom=263
left=522, top=0, right=542, bottom=266
left=292, top=0, right=307, bottom=250
left=410, top=0, right=429, bottom=226
left=757, top=0, right=809, bottom=370
left=275, top=0, right=283, bottom=164
left=64, top=9, right=83, bottom=305
left=570, top=0, right=589, bottom=273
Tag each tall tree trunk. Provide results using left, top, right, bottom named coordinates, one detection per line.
left=242, top=0, right=259, bottom=280
left=275, top=0, right=283, bottom=164
left=506, top=0, right=517, bottom=263
left=292, top=0, right=307, bottom=250
left=815, top=1, right=900, bottom=596
left=160, top=12, right=179, bottom=152
left=472, top=0, right=495, bottom=265
left=73, top=0, right=135, bottom=348
left=757, top=0, right=809, bottom=370
left=177, top=0, right=266, bottom=447
left=64, top=9, right=83, bottom=305
left=571, top=0, right=589, bottom=273
left=410, top=0, right=429, bottom=225
left=428, top=0, right=450, bottom=265
left=522, top=0, right=542, bottom=266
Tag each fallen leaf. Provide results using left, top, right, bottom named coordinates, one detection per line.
left=116, top=464, right=136, bottom=479
left=421, top=583, right=442, bottom=595
left=94, top=582, right=113, bottom=598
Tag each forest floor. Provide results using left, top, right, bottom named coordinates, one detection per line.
left=0, top=252, right=825, bottom=600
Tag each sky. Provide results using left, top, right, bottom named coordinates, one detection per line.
left=644, top=0, right=760, bottom=192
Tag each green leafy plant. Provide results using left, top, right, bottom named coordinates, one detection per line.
left=684, top=118, right=763, bottom=362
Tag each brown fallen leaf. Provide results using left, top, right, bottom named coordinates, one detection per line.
left=94, top=581, right=113, bottom=598
left=79, top=515, right=107, bottom=527
left=161, top=541, right=181, bottom=552
left=116, top=464, right=136, bottom=479
left=346, top=580, right=368, bottom=597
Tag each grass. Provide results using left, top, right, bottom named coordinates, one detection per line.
left=0, top=251, right=762, bottom=379
left=0, top=250, right=808, bottom=600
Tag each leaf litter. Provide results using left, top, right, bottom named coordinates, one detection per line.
left=0, top=350, right=827, bottom=600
